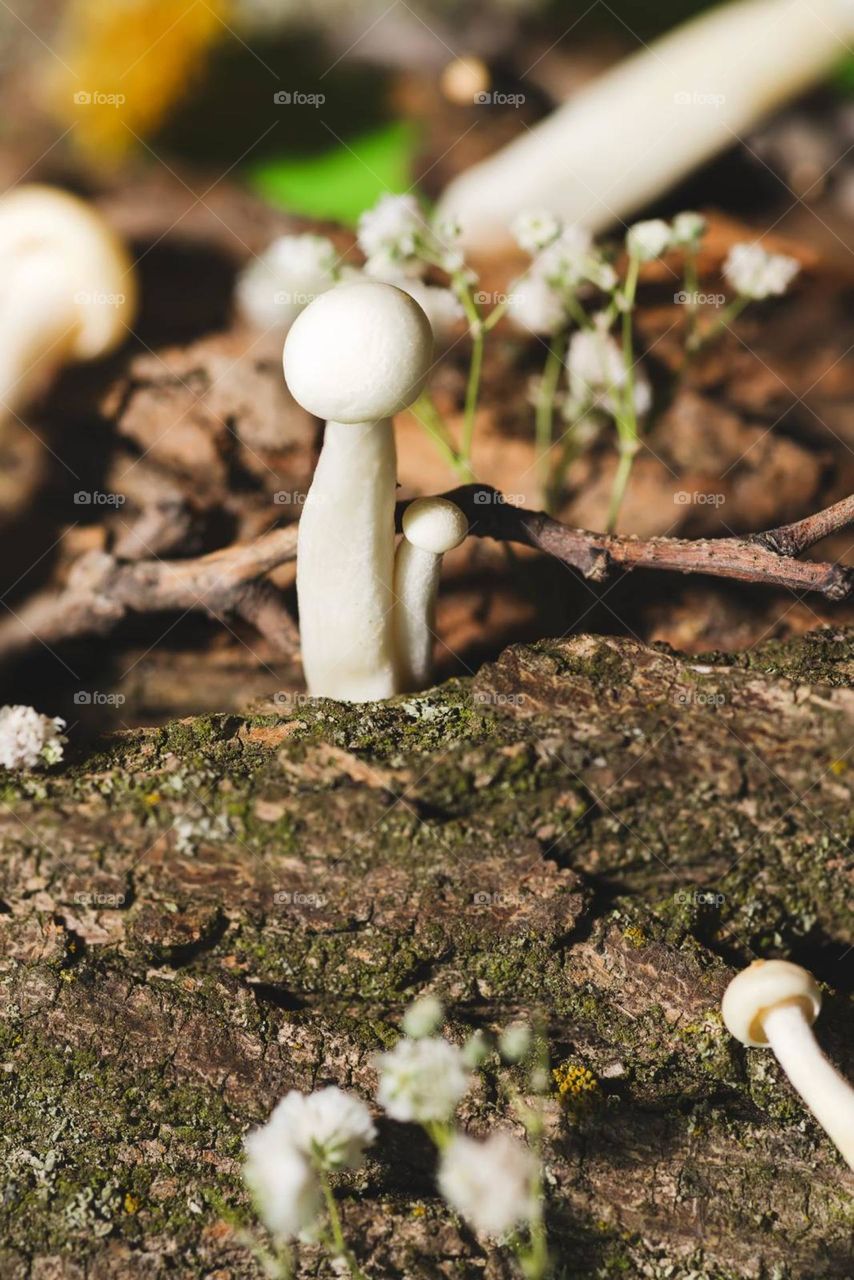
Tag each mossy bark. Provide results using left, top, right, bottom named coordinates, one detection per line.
left=0, top=631, right=852, bottom=1278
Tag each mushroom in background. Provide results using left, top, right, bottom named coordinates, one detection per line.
left=0, top=185, right=137, bottom=420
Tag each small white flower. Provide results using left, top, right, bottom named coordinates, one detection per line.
left=438, top=1131, right=539, bottom=1238
left=626, top=219, right=672, bottom=262
left=671, top=211, right=707, bottom=245
left=236, top=234, right=338, bottom=331
left=536, top=224, right=594, bottom=285
left=243, top=1126, right=322, bottom=1240
left=388, top=277, right=464, bottom=338
left=462, top=1029, right=490, bottom=1068
left=268, top=1087, right=376, bottom=1171
left=507, top=273, right=566, bottom=335
left=376, top=1037, right=471, bottom=1123
left=357, top=193, right=423, bottom=261
left=402, top=994, right=444, bottom=1039
left=566, top=315, right=651, bottom=419
left=512, top=210, right=562, bottom=254
left=498, top=1022, right=532, bottom=1063
left=0, top=706, right=66, bottom=771
left=723, top=242, right=800, bottom=299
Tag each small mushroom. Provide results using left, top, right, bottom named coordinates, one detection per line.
left=0, top=185, right=137, bottom=416
left=283, top=280, right=433, bottom=702
left=722, top=959, right=854, bottom=1170
left=393, top=497, right=468, bottom=693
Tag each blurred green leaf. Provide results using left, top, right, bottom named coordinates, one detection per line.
left=246, top=121, right=418, bottom=225
left=832, top=54, right=854, bottom=94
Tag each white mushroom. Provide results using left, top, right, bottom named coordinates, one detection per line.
left=0, top=185, right=137, bottom=416
left=437, top=0, right=854, bottom=253
left=393, top=497, right=468, bottom=693
left=722, top=959, right=854, bottom=1170
left=283, top=280, right=433, bottom=702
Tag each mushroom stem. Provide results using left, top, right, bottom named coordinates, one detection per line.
left=0, top=257, right=80, bottom=414
left=438, top=0, right=854, bottom=252
left=393, top=540, right=443, bottom=692
left=297, top=418, right=398, bottom=701
left=762, top=1003, right=854, bottom=1171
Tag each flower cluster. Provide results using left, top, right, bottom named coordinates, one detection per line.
left=356, top=193, right=465, bottom=337
left=235, top=194, right=465, bottom=341
left=243, top=997, right=548, bottom=1278
left=723, top=242, right=801, bottom=299
left=236, top=233, right=341, bottom=332
left=244, top=1086, right=376, bottom=1243
left=0, top=705, right=66, bottom=770
left=508, top=214, right=616, bottom=335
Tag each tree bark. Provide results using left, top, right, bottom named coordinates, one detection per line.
left=0, top=629, right=852, bottom=1278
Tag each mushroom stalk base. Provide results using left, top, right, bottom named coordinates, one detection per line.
left=393, top=541, right=441, bottom=692
left=297, top=418, right=398, bottom=702
left=0, top=257, right=81, bottom=416
left=762, top=1002, right=854, bottom=1171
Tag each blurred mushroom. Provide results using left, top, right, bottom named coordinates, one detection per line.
left=0, top=185, right=136, bottom=419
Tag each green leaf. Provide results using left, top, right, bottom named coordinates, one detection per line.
left=246, top=120, right=418, bottom=225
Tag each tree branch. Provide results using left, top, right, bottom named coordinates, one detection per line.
left=424, top=486, right=854, bottom=603
left=0, top=488, right=851, bottom=665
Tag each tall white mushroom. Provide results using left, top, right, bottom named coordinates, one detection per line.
left=394, top=497, right=468, bottom=693
left=438, top=0, right=854, bottom=253
left=283, top=280, right=433, bottom=702
left=722, top=959, right=854, bottom=1171
left=0, top=185, right=137, bottom=416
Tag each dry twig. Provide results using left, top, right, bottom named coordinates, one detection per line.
left=0, top=489, right=851, bottom=663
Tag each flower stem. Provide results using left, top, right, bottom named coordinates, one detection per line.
left=689, top=293, right=750, bottom=351
left=605, top=253, right=641, bottom=534
left=535, top=333, right=567, bottom=512
left=411, top=392, right=471, bottom=481
left=319, top=1174, right=368, bottom=1280
left=452, top=273, right=486, bottom=478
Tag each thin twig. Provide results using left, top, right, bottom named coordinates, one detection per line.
left=0, top=489, right=851, bottom=664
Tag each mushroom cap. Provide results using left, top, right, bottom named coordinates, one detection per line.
left=283, top=280, right=433, bottom=423
left=721, top=959, right=821, bottom=1047
left=0, top=185, right=136, bottom=360
left=402, top=497, right=469, bottom=554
